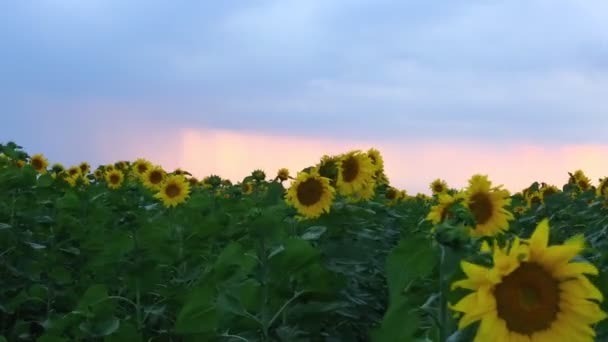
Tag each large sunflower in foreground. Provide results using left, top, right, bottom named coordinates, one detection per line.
left=464, top=175, right=514, bottom=237
left=336, top=150, right=375, bottom=196
left=285, top=169, right=335, bottom=219
left=450, top=218, right=606, bottom=341
left=155, top=175, right=190, bottom=208
left=30, top=154, right=49, bottom=174
left=105, top=169, right=124, bottom=190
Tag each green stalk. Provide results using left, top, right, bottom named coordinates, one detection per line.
left=438, top=245, right=448, bottom=342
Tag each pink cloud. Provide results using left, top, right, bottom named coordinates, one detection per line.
left=176, top=128, right=608, bottom=194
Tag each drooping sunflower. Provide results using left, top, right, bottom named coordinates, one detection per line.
left=285, top=169, right=335, bottom=219
left=316, top=154, right=340, bottom=187
left=367, top=148, right=390, bottom=186
left=30, top=154, right=49, bottom=174
left=427, top=192, right=465, bottom=225
left=155, top=175, right=190, bottom=208
left=105, top=169, right=124, bottom=190
left=463, top=174, right=514, bottom=237
left=430, top=178, right=449, bottom=195
left=569, top=170, right=591, bottom=192
left=276, top=168, right=290, bottom=182
left=133, top=158, right=152, bottom=178
left=450, top=218, right=607, bottom=341
left=335, top=150, right=375, bottom=196
left=597, top=177, right=608, bottom=197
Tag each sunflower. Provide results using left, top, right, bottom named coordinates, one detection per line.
left=540, top=184, right=560, bottom=200
left=78, top=162, right=91, bottom=175
left=430, top=179, right=449, bottom=195
left=188, top=177, right=199, bottom=187
left=367, top=148, right=390, bottom=186
left=349, top=178, right=376, bottom=203
left=285, top=169, right=335, bottom=219
left=105, top=170, right=124, bottom=190
left=569, top=170, right=591, bottom=192
left=526, top=191, right=543, bottom=208
left=427, top=192, right=465, bottom=224
left=30, top=154, right=49, bottom=174
left=385, top=186, right=402, bottom=206
left=276, top=168, right=290, bottom=182
left=133, top=158, right=152, bottom=177
left=67, top=166, right=81, bottom=178
left=251, top=169, right=266, bottom=181
left=105, top=164, right=115, bottom=172
left=94, top=168, right=104, bottom=180
left=463, top=174, right=514, bottom=237
left=450, top=218, right=606, bottom=341
left=241, top=181, right=254, bottom=195
left=597, top=177, right=608, bottom=197
left=513, top=205, right=526, bottom=215
left=14, top=160, right=25, bottom=168
left=316, top=154, right=340, bottom=187
left=336, top=150, right=375, bottom=196
left=155, top=175, right=190, bottom=208
left=51, top=163, right=65, bottom=173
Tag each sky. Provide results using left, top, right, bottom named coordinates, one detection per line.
left=2, top=0, right=608, bottom=194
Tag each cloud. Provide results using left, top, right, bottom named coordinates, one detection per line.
left=2, top=0, right=608, bottom=144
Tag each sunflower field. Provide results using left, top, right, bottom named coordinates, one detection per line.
left=1, top=140, right=608, bottom=342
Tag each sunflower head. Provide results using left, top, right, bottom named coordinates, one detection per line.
left=317, top=154, right=340, bottom=187
left=188, top=177, right=199, bottom=187
left=430, top=179, right=449, bottom=195
left=366, top=148, right=384, bottom=171
left=203, top=175, right=223, bottom=188
left=221, top=179, right=232, bottom=187
left=105, top=170, right=124, bottom=190
left=336, top=150, right=375, bottom=196
left=526, top=191, right=543, bottom=208
left=67, top=166, right=81, bottom=177
left=142, top=166, right=166, bottom=191
left=241, top=181, right=254, bottom=195
left=94, top=169, right=104, bottom=179
left=597, top=177, right=608, bottom=197
left=30, top=154, right=49, bottom=174
left=464, top=174, right=514, bottom=237
left=427, top=192, right=465, bottom=225
left=133, top=158, right=152, bottom=177
left=78, top=162, right=91, bottom=175
left=285, top=169, right=336, bottom=220
left=51, top=163, right=65, bottom=173
left=569, top=169, right=591, bottom=192
left=450, top=218, right=607, bottom=340
left=276, top=168, right=290, bottom=182
left=251, top=169, right=266, bottom=182
left=155, top=175, right=191, bottom=208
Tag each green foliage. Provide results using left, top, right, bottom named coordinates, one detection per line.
left=1, top=143, right=608, bottom=341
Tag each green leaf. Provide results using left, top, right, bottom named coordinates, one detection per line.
left=369, top=299, right=418, bottom=342
left=0, top=222, right=12, bottom=230
left=300, top=226, right=327, bottom=240
left=0, top=336, right=6, bottom=342
left=385, top=235, right=437, bottom=303
left=37, top=173, right=54, bottom=187
left=269, top=238, right=320, bottom=276
left=79, top=316, right=120, bottom=337
left=174, top=285, right=218, bottom=334
left=75, top=284, right=110, bottom=315
left=37, top=335, right=68, bottom=342
left=104, top=322, right=142, bottom=342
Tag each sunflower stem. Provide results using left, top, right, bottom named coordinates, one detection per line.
left=439, top=244, right=448, bottom=342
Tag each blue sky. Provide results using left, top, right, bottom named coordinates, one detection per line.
left=2, top=0, right=608, bottom=170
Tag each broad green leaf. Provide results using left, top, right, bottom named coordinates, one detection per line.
left=174, top=285, right=218, bottom=334
left=300, top=226, right=327, bottom=240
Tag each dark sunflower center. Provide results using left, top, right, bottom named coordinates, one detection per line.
left=432, top=184, right=444, bottom=193
left=149, top=171, right=163, bottom=184
left=385, top=188, right=398, bottom=200
left=69, top=169, right=79, bottom=176
left=296, top=178, right=324, bottom=206
left=32, top=159, right=43, bottom=170
left=469, top=192, right=493, bottom=225
left=80, top=165, right=88, bottom=173
left=138, top=164, right=148, bottom=174
left=165, top=183, right=181, bottom=198
left=109, top=174, right=120, bottom=184
left=494, top=262, right=559, bottom=335
left=530, top=195, right=541, bottom=206
left=578, top=180, right=589, bottom=191
left=341, top=157, right=360, bottom=183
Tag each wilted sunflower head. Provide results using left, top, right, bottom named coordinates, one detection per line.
left=276, top=168, right=290, bottom=182
left=430, top=179, right=448, bottom=195
left=78, top=162, right=91, bottom=175
left=105, top=170, right=124, bottom=190
left=464, top=174, right=514, bottom=237
left=30, top=154, right=49, bottom=174
left=285, top=169, right=336, bottom=219
left=251, top=169, right=266, bottom=181
left=336, top=150, right=375, bottom=196
left=155, top=175, right=190, bottom=208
